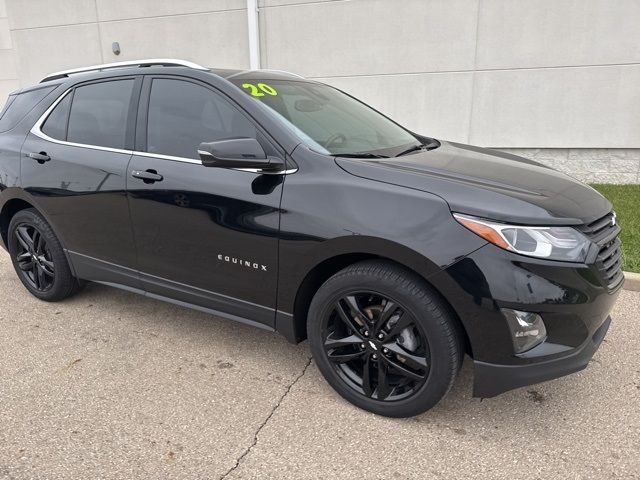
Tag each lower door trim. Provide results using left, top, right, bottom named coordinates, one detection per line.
left=67, top=250, right=276, bottom=329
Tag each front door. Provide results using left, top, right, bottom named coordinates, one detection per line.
left=127, top=76, right=284, bottom=327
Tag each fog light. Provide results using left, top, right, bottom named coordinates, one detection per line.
left=501, top=309, right=547, bottom=353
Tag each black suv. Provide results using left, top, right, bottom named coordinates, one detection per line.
left=0, top=59, right=623, bottom=417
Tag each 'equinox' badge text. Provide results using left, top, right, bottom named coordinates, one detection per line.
left=217, top=254, right=268, bottom=272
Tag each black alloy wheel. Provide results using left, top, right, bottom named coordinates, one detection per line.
left=13, top=223, right=55, bottom=292
left=308, top=260, right=462, bottom=417
left=324, top=292, right=430, bottom=401
left=8, top=208, right=83, bottom=302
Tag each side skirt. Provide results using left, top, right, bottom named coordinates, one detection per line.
left=67, top=250, right=276, bottom=332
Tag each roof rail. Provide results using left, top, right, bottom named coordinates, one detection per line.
left=40, top=58, right=209, bottom=83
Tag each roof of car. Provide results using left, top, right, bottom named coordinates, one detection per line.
left=211, top=68, right=307, bottom=81
left=35, top=59, right=307, bottom=87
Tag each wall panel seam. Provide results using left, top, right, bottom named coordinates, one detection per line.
left=90, top=8, right=249, bottom=26
left=467, top=0, right=482, bottom=144
left=9, top=8, right=249, bottom=32
left=99, top=8, right=249, bottom=25
left=262, top=0, right=352, bottom=9
left=93, top=0, right=104, bottom=63
left=308, top=61, right=640, bottom=80
left=10, top=20, right=98, bottom=32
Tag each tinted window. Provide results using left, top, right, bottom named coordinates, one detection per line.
left=0, top=86, right=55, bottom=132
left=41, top=92, right=72, bottom=140
left=147, top=79, right=256, bottom=159
left=67, top=80, right=134, bottom=149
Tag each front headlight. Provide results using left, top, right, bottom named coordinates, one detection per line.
left=453, top=213, right=591, bottom=262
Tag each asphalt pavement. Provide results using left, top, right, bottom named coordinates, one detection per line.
left=0, top=250, right=638, bottom=479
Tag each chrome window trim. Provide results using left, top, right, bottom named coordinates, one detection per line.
left=134, top=150, right=201, bottom=164
left=31, top=88, right=134, bottom=156
left=31, top=85, right=298, bottom=174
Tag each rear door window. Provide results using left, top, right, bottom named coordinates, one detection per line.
left=66, top=79, right=135, bottom=149
left=0, top=86, right=55, bottom=132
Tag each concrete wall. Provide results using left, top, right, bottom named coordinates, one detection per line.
left=0, top=0, right=19, bottom=102
left=1, top=0, right=250, bottom=90
left=260, top=0, right=640, bottom=182
left=1, top=0, right=639, bottom=182
left=498, top=148, right=640, bottom=184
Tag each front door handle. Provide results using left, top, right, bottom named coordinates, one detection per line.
left=131, top=169, right=163, bottom=184
left=28, top=152, right=51, bottom=164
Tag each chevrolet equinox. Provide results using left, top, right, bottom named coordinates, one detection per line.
left=0, top=59, right=623, bottom=417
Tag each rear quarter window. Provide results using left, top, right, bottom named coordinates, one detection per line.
left=41, top=92, right=72, bottom=141
left=0, top=95, right=17, bottom=119
left=0, top=86, right=55, bottom=133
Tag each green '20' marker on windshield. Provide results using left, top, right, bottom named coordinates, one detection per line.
left=242, top=83, right=278, bottom=97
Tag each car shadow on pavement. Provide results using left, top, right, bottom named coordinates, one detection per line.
left=72, top=281, right=310, bottom=364
left=72, top=282, right=615, bottom=429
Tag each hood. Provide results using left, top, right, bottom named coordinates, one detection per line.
left=336, top=141, right=611, bottom=226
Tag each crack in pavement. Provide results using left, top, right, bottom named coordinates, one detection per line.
left=219, top=357, right=313, bottom=480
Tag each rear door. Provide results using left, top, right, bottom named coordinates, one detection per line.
left=126, top=76, right=285, bottom=327
left=21, top=76, right=142, bottom=287
left=0, top=85, right=57, bottom=204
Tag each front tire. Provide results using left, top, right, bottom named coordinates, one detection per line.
left=308, top=260, right=462, bottom=417
left=8, top=208, right=82, bottom=302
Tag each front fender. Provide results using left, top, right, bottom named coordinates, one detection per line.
left=294, top=235, right=444, bottom=283
left=275, top=159, right=487, bottom=315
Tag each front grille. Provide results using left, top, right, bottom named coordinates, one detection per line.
left=577, top=211, right=624, bottom=289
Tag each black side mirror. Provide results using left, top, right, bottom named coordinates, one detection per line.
left=198, top=138, right=283, bottom=172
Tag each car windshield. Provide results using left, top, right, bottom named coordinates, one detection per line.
left=230, top=79, right=421, bottom=157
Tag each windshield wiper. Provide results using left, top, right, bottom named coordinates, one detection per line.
left=395, top=144, right=427, bottom=157
left=333, top=153, right=390, bottom=159
left=395, top=139, right=440, bottom=157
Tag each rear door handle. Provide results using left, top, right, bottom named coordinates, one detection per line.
left=131, top=169, right=163, bottom=183
left=28, top=152, right=50, bottom=164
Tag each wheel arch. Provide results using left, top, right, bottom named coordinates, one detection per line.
left=0, top=191, right=77, bottom=276
left=283, top=246, right=471, bottom=357
left=0, top=197, right=37, bottom=249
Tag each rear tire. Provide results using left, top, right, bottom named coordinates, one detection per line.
left=308, top=260, right=462, bottom=417
left=8, top=208, right=83, bottom=302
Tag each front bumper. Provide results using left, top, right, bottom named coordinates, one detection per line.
left=428, top=242, right=622, bottom=397
left=473, top=315, right=610, bottom=397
